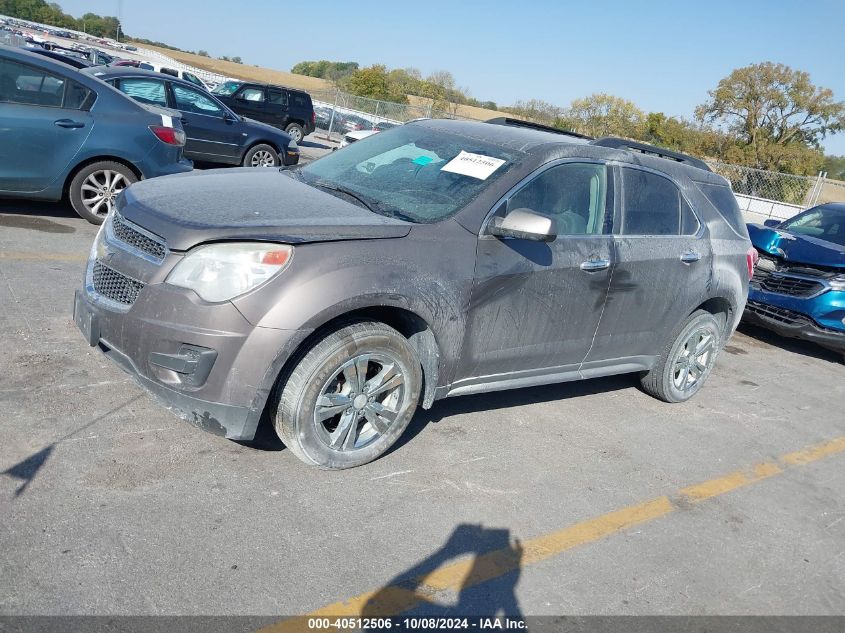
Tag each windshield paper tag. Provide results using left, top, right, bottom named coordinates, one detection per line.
left=441, top=151, right=505, bottom=180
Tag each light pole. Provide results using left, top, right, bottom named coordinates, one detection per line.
left=115, top=0, right=122, bottom=42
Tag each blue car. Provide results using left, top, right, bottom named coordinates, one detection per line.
left=0, top=44, right=192, bottom=224
left=82, top=66, right=301, bottom=167
left=746, top=203, right=845, bottom=359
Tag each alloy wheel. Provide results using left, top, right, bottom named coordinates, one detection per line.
left=313, top=353, right=406, bottom=452
left=671, top=327, right=715, bottom=391
left=250, top=150, right=276, bottom=167
left=80, top=170, right=128, bottom=218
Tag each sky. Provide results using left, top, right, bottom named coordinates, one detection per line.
left=55, top=0, right=845, bottom=156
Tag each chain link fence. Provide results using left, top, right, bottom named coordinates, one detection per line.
left=706, top=161, right=830, bottom=223
left=310, top=89, right=473, bottom=142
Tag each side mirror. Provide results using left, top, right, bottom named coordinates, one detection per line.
left=223, top=111, right=236, bottom=122
left=488, top=208, right=556, bottom=242
left=763, top=219, right=781, bottom=228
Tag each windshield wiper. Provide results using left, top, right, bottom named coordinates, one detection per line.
left=313, top=181, right=381, bottom=213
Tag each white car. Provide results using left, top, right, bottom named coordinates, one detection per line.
left=149, top=63, right=212, bottom=91
left=338, top=129, right=379, bottom=148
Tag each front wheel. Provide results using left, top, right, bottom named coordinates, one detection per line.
left=274, top=321, right=422, bottom=469
left=640, top=310, right=722, bottom=403
left=68, top=161, right=138, bottom=225
left=243, top=144, right=280, bottom=168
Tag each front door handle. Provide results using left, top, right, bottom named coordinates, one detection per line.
left=580, top=258, right=611, bottom=272
left=681, top=250, right=701, bottom=263
left=54, top=119, right=85, bottom=129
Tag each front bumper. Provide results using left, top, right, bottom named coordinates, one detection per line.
left=744, top=298, right=845, bottom=352
left=72, top=218, right=308, bottom=440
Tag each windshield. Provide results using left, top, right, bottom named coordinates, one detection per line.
left=211, top=80, right=241, bottom=96
left=778, top=205, right=845, bottom=247
left=298, top=124, right=522, bottom=223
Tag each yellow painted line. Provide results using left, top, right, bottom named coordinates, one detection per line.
left=0, top=251, right=86, bottom=263
left=781, top=436, right=845, bottom=465
left=679, top=462, right=782, bottom=502
left=262, top=435, right=845, bottom=631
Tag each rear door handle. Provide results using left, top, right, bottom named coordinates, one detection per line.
left=580, top=258, right=611, bottom=272
left=54, top=119, right=85, bottom=129
left=681, top=250, right=701, bottom=263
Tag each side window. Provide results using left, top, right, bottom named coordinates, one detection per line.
left=64, top=79, right=94, bottom=110
left=620, top=168, right=698, bottom=236
left=292, top=93, right=308, bottom=108
left=0, top=58, right=65, bottom=107
left=238, top=86, right=265, bottom=102
left=507, top=162, right=609, bottom=235
left=268, top=88, right=286, bottom=105
left=182, top=72, right=203, bottom=88
left=172, top=84, right=223, bottom=116
left=117, top=78, right=167, bottom=107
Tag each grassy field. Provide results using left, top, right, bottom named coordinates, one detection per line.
left=142, top=44, right=506, bottom=122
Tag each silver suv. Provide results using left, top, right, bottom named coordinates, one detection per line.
left=74, top=119, right=755, bottom=469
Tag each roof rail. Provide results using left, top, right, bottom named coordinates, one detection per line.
left=486, top=117, right=593, bottom=140
left=591, top=137, right=711, bottom=172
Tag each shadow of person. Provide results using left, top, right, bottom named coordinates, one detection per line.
left=361, top=523, right=524, bottom=618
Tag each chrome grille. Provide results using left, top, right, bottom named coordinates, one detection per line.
left=112, top=214, right=166, bottom=260
left=751, top=269, right=824, bottom=297
left=92, top=261, right=144, bottom=305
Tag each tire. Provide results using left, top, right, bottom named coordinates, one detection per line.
left=640, top=310, right=723, bottom=403
left=243, top=144, right=280, bottom=168
left=274, top=321, right=422, bottom=470
left=284, top=123, right=305, bottom=142
left=68, top=161, right=138, bottom=225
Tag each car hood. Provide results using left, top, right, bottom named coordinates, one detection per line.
left=119, top=168, right=412, bottom=251
left=748, top=223, right=845, bottom=269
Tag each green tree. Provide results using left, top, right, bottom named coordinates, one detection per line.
left=342, top=65, right=408, bottom=103
left=197, top=50, right=209, bottom=57
left=563, top=93, right=646, bottom=138
left=823, top=155, right=845, bottom=180
left=695, top=62, right=843, bottom=174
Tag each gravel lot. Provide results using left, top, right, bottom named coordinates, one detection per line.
left=1, top=154, right=844, bottom=618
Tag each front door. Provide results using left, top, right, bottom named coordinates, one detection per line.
left=232, top=84, right=267, bottom=123
left=170, top=83, right=241, bottom=162
left=0, top=57, right=93, bottom=193
left=453, top=161, right=615, bottom=389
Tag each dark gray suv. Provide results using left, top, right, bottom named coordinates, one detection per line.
left=73, top=119, right=755, bottom=469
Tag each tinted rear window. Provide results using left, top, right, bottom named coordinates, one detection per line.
left=696, top=182, right=748, bottom=237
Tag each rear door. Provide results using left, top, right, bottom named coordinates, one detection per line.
left=169, top=82, right=241, bottom=162
left=0, top=56, right=94, bottom=193
left=584, top=166, right=706, bottom=366
left=454, top=160, right=615, bottom=386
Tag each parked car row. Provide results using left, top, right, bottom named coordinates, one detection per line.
left=0, top=44, right=302, bottom=223
left=314, top=104, right=400, bottom=135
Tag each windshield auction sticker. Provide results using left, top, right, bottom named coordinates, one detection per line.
left=441, top=151, right=506, bottom=180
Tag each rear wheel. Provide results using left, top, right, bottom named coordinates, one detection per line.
left=640, top=310, right=722, bottom=403
left=68, top=161, right=137, bottom=225
left=243, top=144, right=280, bottom=168
left=284, top=123, right=305, bottom=142
left=274, top=321, right=422, bottom=469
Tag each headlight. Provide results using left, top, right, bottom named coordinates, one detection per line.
left=831, top=275, right=845, bottom=291
left=166, top=242, right=293, bottom=302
